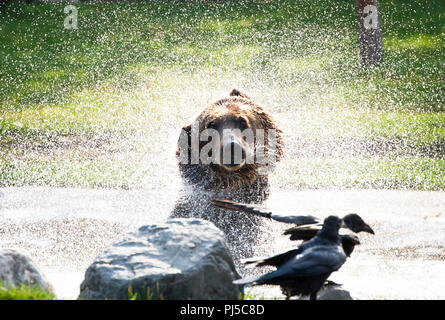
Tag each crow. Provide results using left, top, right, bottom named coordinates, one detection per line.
left=210, top=199, right=374, bottom=257
left=284, top=213, right=374, bottom=257
left=233, top=216, right=347, bottom=300
left=285, top=213, right=374, bottom=239
left=210, top=199, right=319, bottom=225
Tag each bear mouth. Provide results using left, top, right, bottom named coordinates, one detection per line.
left=221, top=160, right=246, bottom=172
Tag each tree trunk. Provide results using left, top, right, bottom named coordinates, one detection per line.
left=355, top=0, right=383, bottom=66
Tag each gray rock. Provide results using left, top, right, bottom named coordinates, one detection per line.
left=292, top=282, right=355, bottom=300
left=317, top=283, right=354, bottom=300
left=0, top=249, right=54, bottom=293
left=79, top=218, right=242, bottom=300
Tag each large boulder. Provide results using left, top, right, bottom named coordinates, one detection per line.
left=0, top=249, right=54, bottom=293
left=79, top=218, right=242, bottom=300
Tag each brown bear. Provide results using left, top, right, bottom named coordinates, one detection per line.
left=171, top=89, right=284, bottom=264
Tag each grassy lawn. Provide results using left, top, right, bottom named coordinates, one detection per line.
left=0, top=282, right=56, bottom=300
left=0, top=0, right=444, bottom=190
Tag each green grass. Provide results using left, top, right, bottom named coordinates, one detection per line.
left=0, top=282, right=56, bottom=300
left=0, top=0, right=444, bottom=190
left=275, top=157, right=445, bottom=190
left=239, top=291, right=267, bottom=300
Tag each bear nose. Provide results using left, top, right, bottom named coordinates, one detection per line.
left=222, top=141, right=246, bottom=167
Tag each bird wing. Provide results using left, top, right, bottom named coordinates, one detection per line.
left=210, top=199, right=274, bottom=219
left=285, top=226, right=361, bottom=257
left=241, top=248, right=301, bottom=268
left=270, top=214, right=319, bottom=225
left=210, top=199, right=319, bottom=226
left=241, top=226, right=333, bottom=268
left=233, top=274, right=262, bottom=285
left=239, top=245, right=346, bottom=286
left=286, top=245, right=347, bottom=277
left=284, top=225, right=361, bottom=239
left=283, top=225, right=320, bottom=241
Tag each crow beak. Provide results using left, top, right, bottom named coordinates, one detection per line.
left=363, top=224, right=375, bottom=234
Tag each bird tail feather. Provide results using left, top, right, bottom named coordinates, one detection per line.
left=233, top=275, right=263, bottom=286
left=240, top=257, right=267, bottom=265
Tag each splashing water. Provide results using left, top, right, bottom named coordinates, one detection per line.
left=0, top=187, right=444, bottom=299
left=0, top=0, right=444, bottom=299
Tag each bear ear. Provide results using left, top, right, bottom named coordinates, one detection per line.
left=181, top=124, right=192, bottom=134
left=254, top=107, right=285, bottom=163
left=229, top=88, right=250, bottom=99
left=176, top=124, right=192, bottom=161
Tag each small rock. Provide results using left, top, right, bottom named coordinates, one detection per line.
left=317, top=283, right=354, bottom=300
left=0, top=249, right=54, bottom=293
left=79, top=218, right=242, bottom=300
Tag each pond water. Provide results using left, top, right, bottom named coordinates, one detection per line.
left=0, top=186, right=444, bottom=299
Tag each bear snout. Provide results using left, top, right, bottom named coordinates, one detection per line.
left=221, top=140, right=246, bottom=171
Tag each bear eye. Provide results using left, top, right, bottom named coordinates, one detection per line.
left=206, top=121, right=216, bottom=129
left=238, top=117, right=248, bottom=129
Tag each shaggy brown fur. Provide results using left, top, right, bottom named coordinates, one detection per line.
left=171, top=89, right=284, bottom=264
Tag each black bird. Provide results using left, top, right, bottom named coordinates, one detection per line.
left=234, top=216, right=347, bottom=300
left=285, top=213, right=374, bottom=238
left=210, top=199, right=319, bottom=226
left=284, top=213, right=374, bottom=257
left=210, top=199, right=374, bottom=257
